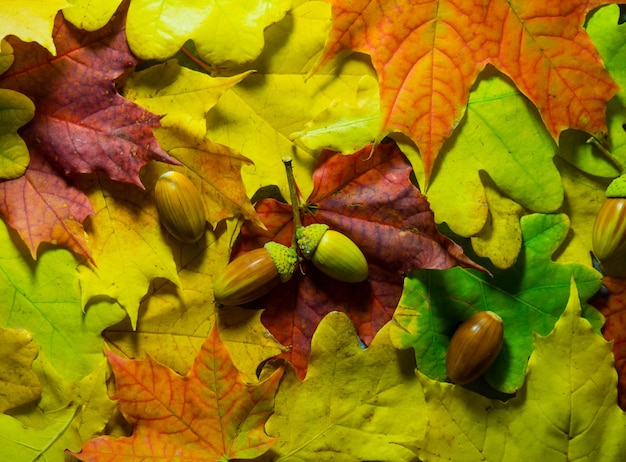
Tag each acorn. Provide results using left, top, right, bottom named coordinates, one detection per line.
left=592, top=174, right=626, bottom=262
left=213, top=241, right=299, bottom=306
left=296, top=223, right=368, bottom=283
left=446, top=311, right=504, bottom=385
left=155, top=171, right=206, bottom=243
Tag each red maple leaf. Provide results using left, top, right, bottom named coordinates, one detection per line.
left=592, top=276, right=626, bottom=410
left=230, top=141, right=484, bottom=378
left=71, top=326, right=284, bottom=461
left=0, top=1, right=177, bottom=260
left=315, top=0, right=619, bottom=183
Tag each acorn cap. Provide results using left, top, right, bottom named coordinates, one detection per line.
left=264, top=241, right=298, bottom=283
left=296, top=223, right=329, bottom=259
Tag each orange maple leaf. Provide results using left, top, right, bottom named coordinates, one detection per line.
left=71, top=327, right=284, bottom=461
left=316, top=0, right=620, bottom=184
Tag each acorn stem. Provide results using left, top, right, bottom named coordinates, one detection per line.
left=587, top=136, right=624, bottom=173
left=282, top=156, right=303, bottom=248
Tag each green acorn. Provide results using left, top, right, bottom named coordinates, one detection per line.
left=592, top=174, right=626, bottom=262
left=213, top=241, right=298, bottom=306
left=296, top=223, right=368, bottom=283
left=155, top=171, right=206, bottom=243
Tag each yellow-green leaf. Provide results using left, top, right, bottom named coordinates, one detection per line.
left=126, top=0, right=291, bottom=64
left=0, top=218, right=125, bottom=382
left=0, top=88, right=34, bottom=179
left=262, top=312, right=424, bottom=461
left=289, top=74, right=381, bottom=153
left=0, top=0, right=70, bottom=55
left=407, top=69, right=563, bottom=242
left=0, top=327, right=40, bottom=412
left=62, top=0, right=123, bottom=31
left=0, top=404, right=78, bottom=460
left=123, top=61, right=262, bottom=227
left=206, top=1, right=379, bottom=201
left=0, top=40, right=14, bottom=74
left=7, top=357, right=117, bottom=456
left=470, top=175, right=524, bottom=269
left=77, top=173, right=180, bottom=329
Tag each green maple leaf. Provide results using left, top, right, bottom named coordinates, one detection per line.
left=390, top=213, right=602, bottom=393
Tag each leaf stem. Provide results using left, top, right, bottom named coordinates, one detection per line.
left=587, top=136, right=624, bottom=173
left=282, top=156, right=303, bottom=248
left=179, top=46, right=212, bottom=74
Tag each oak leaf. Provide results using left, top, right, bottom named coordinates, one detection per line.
left=232, top=141, right=483, bottom=378
left=404, top=281, right=626, bottom=461
left=125, top=0, right=291, bottom=64
left=316, top=0, right=620, bottom=183
left=123, top=60, right=263, bottom=228
left=205, top=1, right=380, bottom=203
left=0, top=88, right=34, bottom=180
left=73, top=326, right=284, bottom=461
left=391, top=213, right=602, bottom=393
left=0, top=0, right=69, bottom=55
left=0, top=218, right=126, bottom=382
left=408, top=5, right=626, bottom=270
left=403, top=69, right=564, bottom=260
left=62, top=0, right=124, bottom=31
left=5, top=358, right=118, bottom=459
left=261, top=312, right=424, bottom=461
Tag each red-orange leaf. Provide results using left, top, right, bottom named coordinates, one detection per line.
left=593, top=276, right=626, bottom=410
left=0, top=153, right=93, bottom=259
left=231, top=142, right=483, bottom=378
left=71, top=326, right=283, bottom=461
left=316, top=0, right=619, bottom=183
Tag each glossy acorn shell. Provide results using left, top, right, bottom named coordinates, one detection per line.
left=592, top=197, right=626, bottom=262
left=213, top=242, right=298, bottom=306
left=313, top=230, right=368, bottom=282
left=445, top=311, right=504, bottom=385
left=297, top=224, right=368, bottom=283
left=155, top=171, right=206, bottom=243
left=213, top=247, right=281, bottom=306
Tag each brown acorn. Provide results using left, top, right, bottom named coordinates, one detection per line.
left=445, top=311, right=504, bottom=385
left=213, top=241, right=298, bottom=306
left=155, top=171, right=206, bottom=243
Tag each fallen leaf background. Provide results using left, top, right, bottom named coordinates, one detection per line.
left=0, top=1, right=625, bottom=460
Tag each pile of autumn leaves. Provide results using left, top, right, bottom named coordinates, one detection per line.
left=1, top=1, right=626, bottom=461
